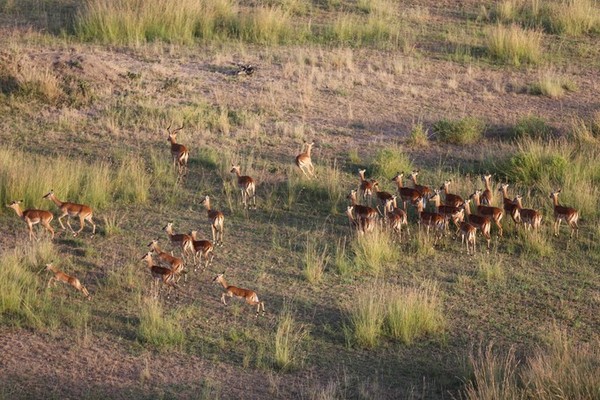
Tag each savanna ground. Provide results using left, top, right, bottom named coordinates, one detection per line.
left=0, top=0, right=599, bottom=399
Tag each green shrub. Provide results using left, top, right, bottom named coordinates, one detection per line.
left=433, top=117, right=485, bottom=145
left=407, top=122, right=429, bottom=147
left=512, top=116, right=554, bottom=140
left=504, top=149, right=567, bottom=185
left=370, top=146, right=412, bottom=178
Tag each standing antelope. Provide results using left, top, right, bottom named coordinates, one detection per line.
left=470, top=190, right=504, bottom=237
left=200, top=195, right=224, bottom=246
left=141, top=252, right=179, bottom=298
left=409, top=170, right=433, bottom=199
left=481, top=174, right=494, bottom=206
left=43, top=190, right=96, bottom=237
left=498, top=183, right=520, bottom=225
left=384, top=197, right=408, bottom=240
left=512, top=195, right=542, bottom=231
left=190, top=230, right=214, bottom=271
left=346, top=205, right=376, bottom=234
left=163, top=222, right=194, bottom=259
left=358, top=169, right=374, bottom=205
left=6, top=200, right=55, bottom=240
left=347, top=190, right=378, bottom=221
left=46, top=263, right=90, bottom=300
left=148, top=239, right=186, bottom=282
left=230, top=165, right=256, bottom=209
left=295, top=141, right=315, bottom=178
left=429, top=189, right=463, bottom=233
left=463, top=201, right=492, bottom=250
left=213, top=273, right=265, bottom=317
left=414, top=197, right=446, bottom=245
left=549, top=190, right=579, bottom=238
left=372, top=180, right=395, bottom=217
left=391, top=173, right=421, bottom=211
left=455, top=211, right=477, bottom=255
left=166, top=123, right=189, bottom=179
left=440, top=180, right=464, bottom=207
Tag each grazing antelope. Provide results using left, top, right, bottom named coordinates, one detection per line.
left=549, top=190, right=579, bottom=238
left=358, top=169, right=374, bottom=205
left=200, top=195, right=224, bottom=246
left=414, top=197, right=446, bottom=245
left=481, top=174, right=494, bottom=206
left=6, top=200, right=55, bottom=240
left=148, top=239, right=186, bottom=282
left=384, top=197, right=408, bottom=240
left=512, top=195, right=542, bottom=231
left=409, top=170, right=433, bottom=199
left=163, top=222, right=194, bottom=259
left=346, top=205, right=376, bottom=234
left=391, top=173, right=421, bottom=211
left=190, top=230, right=214, bottom=271
left=166, top=123, right=189, bottom=179
left=213, top=273, right=265, bottom=317
left=470, top=190, right=504, bottom=237
left=463, top=201, right=492, bottom=250
left=295, top=141, right=315, bottom=178
left=230, top=165, right=256, bottom=209
left=498, top=183, right=520, bottom=225
left=372, top=180, right=395, bottom=217
left=141, top=252, right=179, bottom=298
left=347, top=190, right=379, bottom=221
left=429, top=189, right=463, bottom=233
left=46, top=263, right=90, bottom=300
left=43, top=190, right=96, bottom=237
left=439, top=180, right=464, bottom=207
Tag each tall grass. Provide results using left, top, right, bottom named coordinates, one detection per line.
left=370, top=145, right=413, bottom=179
left=273, top=308, right=309, bottom=371
left=351, top=226, right=400, bottom=275
left=347, top=284, right=385, bottom=348
left=433, top=117, right=485, bottom=145
left=327, top=13, right=406, bottom=48
left=137, top=296, right=184, bottom=350
left=476, top=255, right=507, bottom=287
left=529, top=69, right=577, bottom=99
left=303, top=235, right=330, bottom=284
left=486, top=24, right=542, bottom=66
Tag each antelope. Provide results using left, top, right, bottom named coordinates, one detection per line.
left=512, top=195, right=542, bottom=231
left=295, top=141, right=315, bottom=178
left=384, top=197, right=408, bottom=240
left=141, top=252, right=179, bottom=298
left=46, top=263, right=90, bottom=300
left=456, top=212, right=477, bottom=255
left=429, top=189, right=463, bottom=233
left=414, top=197, right=446, bottom=245
left=391, top=173, right=421, bottom=211
left=347, top=190, right=378, bottom=221
left=230, top=165, right=256, bottom=209
left=346, top=205, right=376, bottom=234
left=463, top=201, right=492, bottom=250
left=42, top=190, right=96, bottom=237
left=200, top=195, right=224, bottom=246
left=409, top=170, right=433, bottom=199
left=163, top=222, right=194, bottom=259
left=166, top=123, right=189, bottom=178
left=470, top=190, right=504, bottom=237
left=189, top=230, right=214, bottom=271
left=481, top=174, right=494, bottom=206
left=213, top=273, right=265, bottom=317
left=549, top=190, right=579, bottom=238
left=6, top=200, right=55, bottom=240
left=498, top=183, right=520, bottom=225
left=439, top=180, right=464, bottom=207
left=148, top=239, right=186, bottom=282
left=372, top=180, right=395, bottom=217
left=358, top=169, right=374, bottom=205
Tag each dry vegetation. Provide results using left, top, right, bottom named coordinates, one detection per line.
left=0, top=0, right=599, bottom=399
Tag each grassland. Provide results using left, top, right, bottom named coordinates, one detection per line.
left=0, top=0, right=599, bottom=399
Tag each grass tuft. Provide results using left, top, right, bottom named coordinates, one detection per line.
left=512, top=115, right=554, bottom=140
left=407, top=122, right=430, bottom=147
left=137, top=296, right=184, bottom=350
left=347, top=284, right=385, bottom=348
left=273, top=308, right=309, bottom=371
left=486, top=24, right=542, bottom=66
left=529, top=69, right=577, bottom=98
left=303, top=235, right=330, bottom=284
left=351, top=226, right=400, bottom=275
left=433, top=117, right=485, bottom=145
left=370, top=145, right=412, bottom=179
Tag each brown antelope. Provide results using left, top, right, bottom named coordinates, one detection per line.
left=46, top=263, right=90, bottom=300
left=163, top=222, right=194, bottom=259
left=148, top=239, right=186, bottom=282
left=166, top=123, right=189, bottom=178
left=409, top=170, right=433, bottom=199
left=481, top=174, right=494, bottom=206
left=414, top=197, right=446, bottom=244
left=391, top=173, right=421, bottom=211
left=6, top=200, right=55, bottom=240
left=213, top=273, right=265, bottom=317
left=346, top=205, right=376, bottom=234
left=43, top=190, right=96, bottom=237
left=456, top=213, right=477, bottom=255
left=549, top=190, right=579, bottom=238
left=190, top=230, right=214, bottom=271
left=230, top=165, right=256, bottom=209
left=512, top=195, right=542, bottom=231
left=470, top=190, right=504, bottom=237
left=429, top=189, right=463, bottom=233
left=371, top=180, right=395, bottom=217
left=200, top=195, right=224, bottom=246
left=463, top=201, right=492, bottom=250
left=498, top=183, right=520, bottom=225
left=295, top=141, right=315, bottom=178
left=141, top=252, right=179, bottom=298
left=347, top=189, right=378, bottom=220
left=439, top=180, right=464, bottom=207
left=384, top=197, right=408, bottom=240
left=358, top=169, right=374, bottom=205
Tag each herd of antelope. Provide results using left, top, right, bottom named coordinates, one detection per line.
left=4, top=134, right=580, bottom=315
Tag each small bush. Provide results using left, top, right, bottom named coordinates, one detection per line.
left=137, top=296, right=184, bottom=350
left=501, top=143, right=568, bottom=185
left=544, top=0, right=600, bottom=36
left=512, top=116, right=554, bottom=140
left=370, top=145, right=412, bottom=178
left=486, top=24, right=542, bottom=66
left=407, top=122, right=429, bottom=147
left=433, top=117, right=485, bottom=145
left=273, top=309, right=309, bottom=371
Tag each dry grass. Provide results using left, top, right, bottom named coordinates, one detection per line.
left=137, top=296, right=184, bottom=350
left=486, top=24, right=542, bottom=66
left=347, top=284, right=385, bottom=348
left=351, top=226, right=400, bottom=275
left=273, top=307, right=309, bottom=371
left=529, top=69, right=577, bottom=98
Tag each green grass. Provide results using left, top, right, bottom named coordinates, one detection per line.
left=273, top=308, right=309, bottom=371
left=512, top=115, right=554, bottom=140
left=433, top=117, right=485, bottom=145
left=351, top=226, right=400, bottom=275
left=303, top=235, right=330, bottom=284
left=529, top=70, right=578, bottom=98
left=476, top=255, right=507, bottom=287
left=370, top=145, right=413, bottom=179
left=407, top=122, right=429, bottom=147
left=137, top=296, right=185, bottom=350
left=486, top=24, right=542, bottom=66
left=347, top=284, right=385, bottom=348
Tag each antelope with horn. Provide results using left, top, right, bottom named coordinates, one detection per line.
left=46, top=263, right=90, bottom=300
left=463, top=201, right=492, bottom=250
left=190, top=230, right=214, bottom=271
left=230, top=165, right=256, bottom=209
left=295, top=140, right=315, bottom=178
left=6, top=200, right=55, bottom=240
left=549, top=189, right=579, bottom=238
left=200, top=195, right=224, bottom=246
left=409, top=170, right=433, bottom=199
left=141, top=252, right=179, bottom=298
left=166, top=123, right=189, bottom=179
left=481, top=174, right=494, bottom=206
left=43, top=190, right=96, bottom=237
left=371, top=180, right=395, bottom=217
left=384, top=196, right=408, bottom=240
left=429, top=189, right=463, bottom=233
left=213, top=273, right=265, bottom=317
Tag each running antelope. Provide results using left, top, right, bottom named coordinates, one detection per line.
left=358, top=169, right=374, bottom=205
left=295, top=141, right=315, bottom=178
left=213, top=273, right=265, bottom=317
left=372, top=180, right=395, bottom=217
left=230, top=165, right=256, bottom=209
left=414, top=197, right=446, bottom=245
left=200, top=195, right=224, bottom=246
left=512, top=195, right=542, bottom=231
left=391, top=173, right=421, bottom=211
left=347, top=190, right=378, bottom=221
left=498, top=183, right=520, bottom=225
left=470, top=190, right=504, bottom=237
left=46, top=263, right=90, bottom=299
left=141, top=252, right=179, bottom=298
left=163, top=222, right=194, bottom=259
left=481, top=174, right=494, bottom=206
left=6, top=200, right=55, bottom=240
left=190, top=230, right=214, bottom=271
left=463, top=201, right=491, bottom=250
left=43, top=190, right=96, bottom=237
left=409, top=170, right=433, bottom=199
left=166, top=123, right=189, bottom=178
left=148, top=239, right=186, bottom=282
left=549, top=190, right=579, bottom=238
left=346, top=205, right=376, bottom=234
left=440, top=180, right=464, bottom=207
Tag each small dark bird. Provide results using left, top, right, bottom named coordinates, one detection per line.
left=234, top=63, right=255, bottom=76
